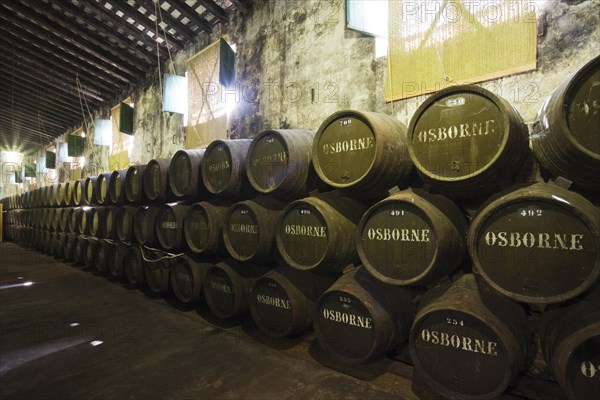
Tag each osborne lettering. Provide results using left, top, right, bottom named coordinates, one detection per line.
left=161, top=221, right=177, bottom=229
left=322, top=137, right=374, bottom=155
left=252, top=151, right=288, bottom=167
left=420, top=329, right=498, bottom=356
left=417, top=119, right=496, bottom=143
left=230, top=224, right=259, bottom=234
left=207, top=160, right=230, bottom=173
left=367, top=228, right=430, bottom=242
left=256, top=294, right=292, bottom=310
left=284, top=225, right=327, bottom=237
left=322, top=308, right=373, bottom=329
left=484, top=231, right=584, bottom=250
left=210, top=281, right=232, bottom=294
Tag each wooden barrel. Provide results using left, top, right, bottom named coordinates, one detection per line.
left=72, top=179, right=85, bottom=206
left=249, top=266, right=336, bottom=338
left=168, top=149, right=208, bottom=199
left=60, top=208, right=74, bottom=233
left=63, top=181, right=74, bottom=207
left=408, top=85, right=529, bottom=198
left=409, top=274, right=529, bottom=400
left=223, top=197, right=284, bottom=263
left=540, top=294, right=600, bottom=400
left=357, top=189, right=467, bottom=286
left=52, top=208, right=63, bottom=232
left=109, top=242, right=130, bottom=277
left=79, top=206, right=93, bottom=235
left=183, top=199, right=231, bottom=255
left=203, top=259, right=269, bottom=319
left=91, top=206, right=109, bottom=238
left=246, top=129, right=318, bottom=200
left=84, top=238, right=98, bottom=269
left=69, top=207, right=83, bottom=234
left=144, top=250, right=172, bottom=294
left=95, top=172, right=113, bottom=205
left=74, top=236, right=87, bottom=265
left=55, top=183, right=67, bottom=207
left=102, top=207, right=119, bottom=240
left=468, top=183, right=600, bottom=304
left=133, top=205, right=160, bottom=246
left=170, top=253, right=212, bottom=303
left=276, top=192, right=368, bottom=274
left=55, top=233, right=67, bottom=258
left=314, top=266, right=416, bottom=363
left=95, top=240, right=112, bottom=273
left=124, top=165, right=146, bottom=204
left=312, top=110, right=413, bottom=199
left=201, top=139, right=255, bottom=199
left=143, top=158, right=172, bottom=203
left=108, top=169, right=127, bottom=205
left=123, top=245, right=145, bottom=285
left=115, top=206, right=137, bottom=242
left=64, top=233, right=78, bottom=260
left=155, top=203, right=189, bottom=250
left=532, top=56, right=600, bottom=192
left=83, top=176, right=98, bottom=205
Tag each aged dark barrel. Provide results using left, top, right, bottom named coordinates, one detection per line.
left=312, top=110, right=413, bottom=199
left=246, top=129, right=318, bottom=200
left=52, top=208, right=63, bottom=232
left=155, top=203, right=189, bottom=250
left=170, top=254, right=212, bottom=303
left=540, top=294, right=600, bottom=400
left=64, top=233, right=78, bottom=260
left=409, top=274, right=529, bottom=400
left=468, top=183, right=600, bottom=304
left=63, top=181, right=74, bottom=207
left=90, top=206, right=107, bottom=238
left=183, top=199, right=231, bottom=255
left=109, top=169, right=127, bottom=205
left=357, top=189, right=467, bottom=286
left=69, top=207, right=82, bottom=234
left=60, top=207, right=74, bottom=233
left=532, top=56, right=600, bottom=192
left=79, top=207, right=93, bottom=235
left=116, top=206, right=137, bottom=242
left=96, top=239, right=115, bottom=273
left=201, top=139, right=254, bottom=199
left=133, top=205, right=160, bottom=246
left=84, top=238, right=99, bottom=270
left=95, top=172, right=113, bottom=205
left=143, top=158, right=172, bottom=203
left=74, top=236, right=87, bottom=265
left=144, top=250, right=172, bottom=294
left=84, top=176, right=98, bottom=205
left=249, top=266, right=336, bottom=338
left=314, top=266, right=416, bottom=363
left=124, top=164, right=146, bottom=204
left=168, top=149, right=208, bottom=199
left=276, top=192, right=368, bottom=274
left=72, top=179, right=85, bottom=206
left=123, top=245, right=145, bottom=285
left=203, top=259, right=269, bottom=319
left=109, top=242, right=130, bottom=277
left=102, top=207, right=119, bottom=240
left=55, top=183, right=67, bottom=207
left=408, top=85, right=529, bottom=198
left=223, top=197, right=284, bottom=263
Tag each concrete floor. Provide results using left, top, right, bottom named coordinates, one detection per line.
left=0, top=242, right=404, bottom=400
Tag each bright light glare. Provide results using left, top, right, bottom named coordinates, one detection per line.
left=2, top=151, right=23, bottom=164
left=23, top=281, right=33, bottom=286
left=70, top=323, right=80, bottom=327
left=90, top=340, right=103, bottom=346
left=0, top=281, right=34, bottom=290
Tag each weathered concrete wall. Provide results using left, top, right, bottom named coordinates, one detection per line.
left=15, top=0, right=599, bottom=194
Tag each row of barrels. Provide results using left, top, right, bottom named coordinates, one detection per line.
left=5, top=226, right=598, bottom=400
left=2, top=55, right=598, bottom=214
left=5, top=181, right=599, bottom=305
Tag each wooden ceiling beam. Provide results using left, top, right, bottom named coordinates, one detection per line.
left=195, top=0, right=229, bottom=23
left=0, top=82, right=85, bottom=120
left=0, top=108, right=69, bottom=131
left=138, top=0, right=204, bottom=41
left=167, top=0, right=218, bottom=30
left=16, top=0, right=156, bottom=67
left=0, top=5, right=140, bottom=82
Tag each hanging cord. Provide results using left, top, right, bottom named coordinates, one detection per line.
left=155, top=0, right=176, bottom=75
left=153, top=0, right=163, bottom=95
left=75, top=72, right=98, bottom=171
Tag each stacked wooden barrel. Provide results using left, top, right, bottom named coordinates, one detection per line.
left=2, top=56, right=598, bottom=400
